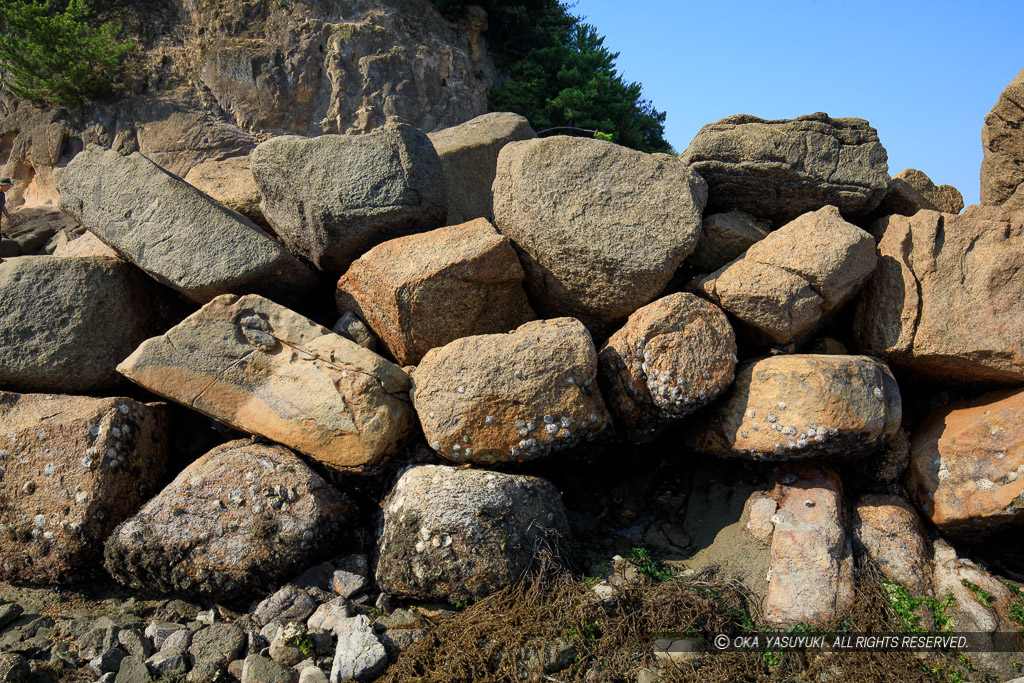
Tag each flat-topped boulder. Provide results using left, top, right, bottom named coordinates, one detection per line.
left=906, top=389, right=1024, bottom=537
left=696, top=205, right=876, bottom=345
left=117, top=294, right=415, bottom=472
left=105, top=440, right=351, bottom=598
left=337, top=218, right=536, bottom=366
left=598, top=293, right=737, bottom=442
left=427, top=112, right=536, bottom=224
left=57, top=145, right=317, bottom=305
left=681, top=112, right=890, bottom=224
left=251, top=123, right=446, bottom=273
left=693, top=354, right=902, bottom=460
left=493, top=136, right=707, bottom=337
left=855, top=205, right=1024, bottom=384
left=0, top=256, right=174, bottom=393
left=0, top=392, right=168, bottom=584
left=376, top=465, right=570, bottom=603
left=410, top=318, right=611, bottom=464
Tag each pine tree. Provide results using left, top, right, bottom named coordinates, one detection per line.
left=0, top=0, right=133, bottom=107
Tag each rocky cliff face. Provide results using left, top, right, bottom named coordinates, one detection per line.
left=0, top=0, right=494, bottom=209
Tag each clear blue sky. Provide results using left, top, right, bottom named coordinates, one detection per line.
left=575, top=0, right=1024, bottom=207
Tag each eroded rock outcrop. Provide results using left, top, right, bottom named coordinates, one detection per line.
left=981, top=67, right=1024, bottom=209
left=117, top=294, right=415, bottom=472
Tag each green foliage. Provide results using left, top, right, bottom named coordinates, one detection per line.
left=882, top=579, right=955, bottom=633
left=960, top=579, right=993, bottom=608
left=627, top=547, right=675, bottom=582
left=563, top=620, right=599, bottom=646
left=0, top=0, right=133, bottom=107
left=294, top=634, right=315, bottom=656
left=433, top=0, right=671, bottom=153
left=1004, top=581, right=1024, bottom=634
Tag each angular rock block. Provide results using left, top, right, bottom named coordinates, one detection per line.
left=0, top=256, right=174, bottom=393
left=338, top=218, right=536, bottom=365
left=57, top=145, right=316, bottom=305
left=696, top=205, right=876, bottom=345
left=427, top=112, right=536, bottom=224
left=117, top=294, right=415, bottom=471
left=0, top=392, right=167, bottom=584
left=686, top=210, right=770, bottom=272
left=873, top=168, right=964, bottom=219
left=184, top=155, right=269, bottom=230
left=410, top=318, right=611, bottom=464
left=493, top=136, right=707, bottom=336
left=375, top=465, right=569, bottom=602
left=693, top=354, right=902, bottom=460
left=251, top=123, right=446, bottom=273
left=104, top=440, right=351, bottom=598
left=681, top=112, right=890, bottom=224
left=598, top=293, right=737, bottom=442
left=855, top=205, right=1024, bottom=384
left=851, top=494, right=933, bottom=596
left=981, top=67, right=1024, bottom=209
left=764, top=465, right=854, bottom=627
left=906, top=389, right=1024, bottom=536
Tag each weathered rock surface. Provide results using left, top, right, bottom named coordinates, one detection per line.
left=873, top=168, right=964, bottom=218
left=686, top=211, right=771, bottom=272
left=0, top=393, right=167, bottom=584
left=243, top=654, right=299, bottom=683
left=0, top=256, right=173, bottom=393
left=183, top=155, right=269, bottom=230
left=696, top=205, right=876, bottom=345
left=117, top=294, right=415, bottom=471
left=764, top=465, right=854, bottom=627
left=410, top=318, right=611, bottom=464
left=186, top=623, right=247, bottom=682
left=57, top=146, right=317, bottom=305
left=52, top=230, right=121, bottom=259
left=376, top=465, right=570, bottom=602
left=104, top=440, right=351, bottom=598
left=251, top=123, right=446, bottom=273
left=0, top=206, right=76, bottom=255
left=851, top=494, right=932, bottom=596
left=598, top=293, right=737, bottom=442
left=493, top=136, right=707, bottom=336
left=338, top=218, right=536, bottom=365
left=427, top=112, right=535, bottom=224
left=329, top=616, right=386, bottom=683
left=693, top=354, right=901, bottom=460
left=854, top=205, right=1024, bottom=384
left=981, top=68, right=1024, bottom=209
left=681, top=112, right=890, bottom=224
left=906, top=389, right=1024, bottom=536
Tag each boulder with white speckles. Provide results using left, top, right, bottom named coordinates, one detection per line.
left=375, top=465, right=570, bottom=602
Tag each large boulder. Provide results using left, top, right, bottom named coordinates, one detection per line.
left=104, top=440, right=351, bottom=598
left=0, top=392, right=168, bottom=584
left=410, top=318, right=611, bottom=464
left=251, top=123, right=446, bottom=273
left=492, top=136, right=707, bottom=337
left=981, top=68, right=1024, bottom=209
left=117, top=294, right=415, bottom=472
left=0, top=256, right=174, bottom=393
left=872, top=168, right=964, bottom=218
left=598, top=293, right=737, bottom=442
left=427, top=112, right=536, bottom=224
left=183, top=155, right=269, bottom=230
left=686, top=211, right=770, bottom=273
left=680, top=112, right=890, bottom=224
left=56, top=146, right=317, bottom=306
left=695, top=205, right=876, bottom=345
left=375, top=465, right=570, bottom=602
left=851, top=494, right=933, bottom=596
left=763, top=465, right=854, bottom=627
left=854, top=205, right=1024, bottom=384
left=906, top=389, right=1024, bottom=537
left=693, top=354, right=902, bottom=460
left=337, top=218, right=536, bottom=365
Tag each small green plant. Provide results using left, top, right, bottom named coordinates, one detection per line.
left=453, top=598, right=467, bottom=610
left=564, top=620, right=599, bottom=646
left=154, top=669, right=187, bottom=683
left=1004, top=582, right=1024, bottom=633
left=882, top=579, right=955, bottom=633
left=294, top=634, right=315, bottom=657
left=498, top=529, right=508, bottom=553
left=0, top=0, right=133, bottom=107
left=761, top=650, right=782, bottom=667
left=628, top=547, right=675, bottom=583
left=592, top=131, right=613, bottom=142
left=961, top=579, right=994, bottom=608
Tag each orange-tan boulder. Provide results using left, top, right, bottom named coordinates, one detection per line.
left=981, top=68, right=1024, bottom=210
left=410, top=318, right=611, bottom=464
left=117, top=294, right=415, bottom=472
left=104, top=440, right=351, bottom=598
left=598, top=293, right=736, bottom=442
left=906, top=389, right=1024, bottom=536
left=337, top=218, right=536, bottom=365
left=693, top=354, right=901, bottom=460
left=51, top=231, right=122, bottom=259
left=184, top=155, right=270, bottom=230
left=0, top=392, right=168, bottom=584
left=851, top=494, right=932, bottom=596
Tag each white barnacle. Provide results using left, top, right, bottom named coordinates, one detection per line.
left=510, top=446, right=521, bottom=457
left=976, top=478, right=995, bottom=491
left=740, top=430, right=749, bottom=439
left=485, top=415, right=495, bottom=425
left=456, top=386, right=466, bottom=394
left=543, top=415, right=555, bottom=424
left=767, top=413, right=778, bottom=423
left=118, top=404, right=129, bottom=414
left=786, top=439, right=797, bottom=449
left=777, top=401, right=787, bottom=410
left=81, top=456, right=92, bottom=468
left=560, top=416, right=573, bottom=428
left=465, top=448, right=473, bottom=458
left=545, top=423, right=559, bottom=434
left=752, top=423, right=760, bottom=431
left=797, top=438, right=808, bottom=448
left=566, top=376, right=576, bottom=385
left=747, top=409, right=756, bottom=419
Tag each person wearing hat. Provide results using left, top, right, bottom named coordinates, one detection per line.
left=0, top=177, right=15, bottom=241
